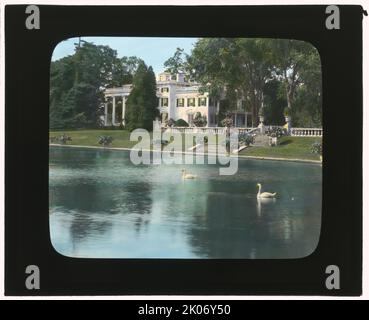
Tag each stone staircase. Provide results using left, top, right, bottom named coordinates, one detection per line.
left=188, top=127, right=270, bottom=154
left=194, top=143, right=225, bottom=155
left=252, top=134, right=270, bottom=147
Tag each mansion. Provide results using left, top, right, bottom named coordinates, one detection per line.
left=103, top=72, right=253, bottom=128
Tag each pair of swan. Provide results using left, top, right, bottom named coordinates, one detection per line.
left=181, top=169, right=197, bottom=180
left=256, top=183, right=277, bottom=199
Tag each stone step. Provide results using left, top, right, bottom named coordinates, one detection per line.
left=252, top=135, right=269, bottom=147
left=193, top=144, right=227, bottom=155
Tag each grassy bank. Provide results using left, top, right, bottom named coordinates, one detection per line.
left=50, top=130, right=322, bottom=161
left=239, top=136, right=322, bottom=161
left=50, top=130, right=137, bottom=148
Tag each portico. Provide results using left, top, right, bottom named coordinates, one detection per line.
left=104, top=85, right=131, bottom=126
left=103, top=72, right=248, bottom=128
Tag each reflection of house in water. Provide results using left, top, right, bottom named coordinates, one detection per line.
left=103, top=72, right=254, bottom=127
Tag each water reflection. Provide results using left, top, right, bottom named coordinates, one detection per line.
left=256, top=197, right=276, bottom=217
left=69, top=212, right=113, bottom=247
left=49, top=147, right=322, bottom=259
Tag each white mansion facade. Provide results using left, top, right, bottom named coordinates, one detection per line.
left=103, top=72, right=253, bottom=127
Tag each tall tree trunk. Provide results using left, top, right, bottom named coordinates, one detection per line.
left=286, top=87, right=292, bottom=109
left=251, top=93, right=258, bottom=127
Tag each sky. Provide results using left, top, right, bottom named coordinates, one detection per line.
left=52, top=37, right=198, bottom=74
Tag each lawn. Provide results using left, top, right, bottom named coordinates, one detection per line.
left=49, top=129, right=188, bottom=150
left=238, top=136, right=322, bottom=161
left=49, top=130, right=137, bottom=148
left=50, top=130, right=322, bottom=161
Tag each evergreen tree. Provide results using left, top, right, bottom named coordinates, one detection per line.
left=125, top=63, right=159, bottom=131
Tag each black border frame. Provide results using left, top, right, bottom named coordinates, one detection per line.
left=5, top=5, right=363, bottom=296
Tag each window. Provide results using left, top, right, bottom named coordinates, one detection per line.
left=161, top=98, right=168, bottom=107
left=177, top=98, right=184, bottom=107
left=187, top=98, right=195, bottom=107
left=159, top=75, right=169, bottom=82
left=198, top=97, right=207, bottom=107
left=161, top=87, right=169, bottom=93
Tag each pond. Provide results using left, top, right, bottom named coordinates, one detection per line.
left=49, top=147, right=322, bottom=259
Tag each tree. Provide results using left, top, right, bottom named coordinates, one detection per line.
left=110, top=56, right=145, bottom=87
left=164, top=47, right=188, bottom=75
left=187, top=38, right=273, bottom=125
left=234, top=38, right=273, bottom=125
left=50, top=41, right=144, bottom=129
left=186, top=38, right=321, bottom=127
left=263, top=79, right=286, bottom=125
left=269, top=39, right=317, bottom=110
left=293, top=48, right=322, bottom=127
left=125, top=63, right=159, bottom=131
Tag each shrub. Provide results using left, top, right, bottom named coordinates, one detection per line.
left=58, top=133, right=72, bottom=144
left=193, top=112, right=207, bottom=127
left=265, top=127, right=286, bottom=138
left=98, top=136, right=113, bottom=146
left=220, top=113, right=233, bottom=127
left=49, top=136, right=58, bottom=143
left=311, top=141, right=322, bottom=155
left=238, top=132, right=254, bottom=146
left=167, top=118, right=175, bottom=127
left=174, top=119, right=189, bottom=127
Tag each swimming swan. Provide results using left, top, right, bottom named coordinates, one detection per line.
left=256, top=183, right=277, bottom=199
left=182, top=169, right=197, bottom=180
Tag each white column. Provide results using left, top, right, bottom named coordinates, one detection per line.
left=206, top=97, right=210, bottom=126
left=167, top=97, right=171, bottom=121
left=122, top=96, right=126, bottom=126
left=104, top=102, right=108, bottom=126
left=112, top=96, right=116, bottom=126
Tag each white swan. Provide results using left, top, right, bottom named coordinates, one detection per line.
left=256, top=183, right=277, bottom=199
left=182, top=169, right=197, bottom=180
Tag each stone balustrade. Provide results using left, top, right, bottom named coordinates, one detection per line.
left=163, top=127, right=255, bottom=135
left=162, top=126, right=323, bottom=137
left=290, top=128, right=323, bottom=137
